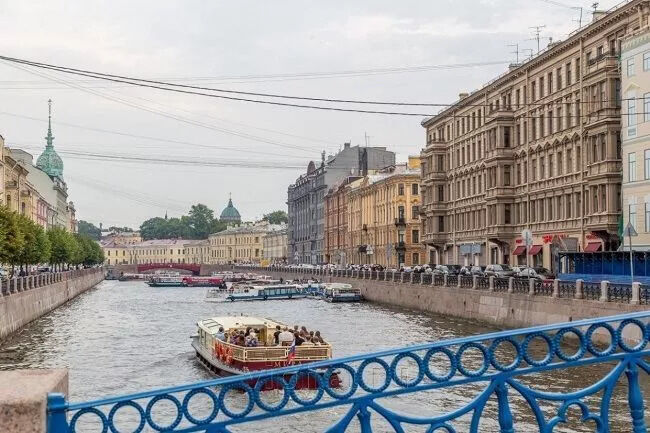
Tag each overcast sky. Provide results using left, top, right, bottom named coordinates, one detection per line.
left=0, top=0, right=622, bottom=228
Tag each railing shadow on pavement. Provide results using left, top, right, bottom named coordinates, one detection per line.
left=47, top=311, right=650, bottom=433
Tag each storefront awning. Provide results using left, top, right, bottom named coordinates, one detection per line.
left=584, top=242, right=602, bottom=253
left=512, top=245, right=527, bottom=256
left=528, top=245, right=543, bottom=255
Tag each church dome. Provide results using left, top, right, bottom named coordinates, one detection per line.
left=36, top=99, right=64, bottom=179
left=220, top=197, right=241, bottom=223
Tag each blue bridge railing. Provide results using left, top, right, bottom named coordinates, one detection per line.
left=47, top=312, right=650, bottom=433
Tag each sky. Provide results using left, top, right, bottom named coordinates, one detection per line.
left=0, top=0, right=623, bottom=228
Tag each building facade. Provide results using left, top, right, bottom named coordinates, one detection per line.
left=101, top=238, right=192, bottom=266
left=209, top=221, right=277, bottom=264
left=184, top=239, right=210, bottom=264
left=262, top=225, right=288, bottom=264
left=103, top=231, right=143, bottom=245
left=324, top=176, right=362, bottom=265
left=421, top=4, right=650, bottom=271
left=621, top=24, right=650, bottom=250
left=346, top=158, right=424, bottom=267
left=288, top=144, right=395, bottom=264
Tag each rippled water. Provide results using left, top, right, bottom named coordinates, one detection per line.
left=0, top=280, right=648, bottom=432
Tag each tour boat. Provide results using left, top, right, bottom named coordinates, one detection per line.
left=192, top=316, right=340, bottom=390
left=322, top=283, right=363, bottom=302
left=224, top=284, right=307, bottom=302
left=181, top=276, right=225, bottom=288
left=146, top=276, right=184, bottom=287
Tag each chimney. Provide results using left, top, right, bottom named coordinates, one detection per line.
left=407, top=156, right=421, bottom=169
left=458, top=93, right=469, bottom=100
left=592, top=10, right=606, bottom=22
left=344, top=142, right=351, bottom=149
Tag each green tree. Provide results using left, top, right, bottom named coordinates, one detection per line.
left=35, top=227, right=52, bottom=264
left=263, top=210, right=288, bottom=225
left=14, top=215, right=41, bottom=271
left=77, top=220, right=102, bottom=240
left=0, top=207, right=24, bottom=272
left=186, top=204, right=214, bottom=239
left=140, top=217, right=167, bottom=240
left=108, top=226, right=133, bottom=233
left=48, top=227, right=75, bottom=271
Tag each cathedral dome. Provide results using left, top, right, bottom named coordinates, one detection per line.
left=36, top=99, right=64, bottom=179
left=220, top=197, right=241, bottom=223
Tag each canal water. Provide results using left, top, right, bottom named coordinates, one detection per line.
left=0, top=280, right=648, bottom=432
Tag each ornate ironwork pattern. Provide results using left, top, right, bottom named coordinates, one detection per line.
left=48, top=312, right=650, bottom=433
left=460, top=276, right=473, bottom=288
left=608, top=284, right=632, bottom=303
left=476, top=276, right=489, bottom=290
left=641, top=286, right=650, bottom=305
left=422, top=273, right=432, bottom=284
left=392, top=272, right=400, bottom=283
left=493, top=277, right=509, bottom=292
left=447, top=275, right=458, bottom=286
left=433, top=274, right=444, bottom=286
left=558, top=281, right=576, bottom=298
left=512, top=278, right=529, bottom=294
left=583, top=282, right=602, bottom=300
left=533, top=280, right=553, bottom=296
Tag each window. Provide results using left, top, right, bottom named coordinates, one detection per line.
left=412, top=229, right=420, bottom=244
left=412, top=184, right=419, bottom=195
left=645, top=52, right=650, bottom=71
left=566, top=62, right=572, bottom=85
left=629, top=152, right=637, bottom=182
left=411, top=205, right=419, bottom=218
left=628, top=93, right=637, bottom=126
left=504, top=204, right=511, bottom=225
left=504, top=126, right=511, bottom=147
left=413, top=252, right=420, bottom=265
left=540, top=156, right=545, bottom=180
left=645, top=94, right=650, bottom=122
left=532, top=159, right=537, bottom=181
left=549, top=154, right=554, bottom=177
left=398, top=184, right=404, bottom=195
left=437, top=155, right=444, bottom=171
left=504, top=165, right=511, bottom=186
left=438, top=216, right=445, bottom=232
left=646, top=203, right=650, bottom=232
left=630, top=203, right=638, bottom=230
left=646, top=150, right=650, bottom=180
left=627, top=57, right=636, bottom=77
left=558, top=151, right=563, bottom=175
left=437, top=185, right=444, bottom=201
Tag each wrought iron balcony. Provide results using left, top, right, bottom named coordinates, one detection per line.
left=394, top=217, right=406, bottom=226
left=47, top=311, right=650, bottom=433
left=395, top=241, right=406, bottom=250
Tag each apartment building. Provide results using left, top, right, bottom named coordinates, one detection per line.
left=621, top=24, right=650, bottom=250
left=421, top=3, right=650, bottom=271
left=324, top=176, right=362, bottom=265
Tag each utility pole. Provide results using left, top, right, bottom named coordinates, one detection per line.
left=529, top=25, right=547, bottom=54
left=508, top=43, right=520, bottom=64
left=573, top=7, right=584, bottom=28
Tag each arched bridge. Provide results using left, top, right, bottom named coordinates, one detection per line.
left=136, top=263, right=201, bottom=275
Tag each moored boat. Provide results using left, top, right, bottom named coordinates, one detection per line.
left=181, top=276, right=225, bottom=288
left=146, top=276, right=184, bottom=287
left=322, top=283, right=362, bottom=302
left=224, top=284, right=307, bottom=302
left=191, top=316, right=340, bottom=390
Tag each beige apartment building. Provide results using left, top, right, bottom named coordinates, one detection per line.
left=421, top=4, right=650, bottom=271
left=324, top=176, right=362, bottom=265
left=184, top=239, right=210, bottom=264
left=347, top=157, right=424, bottom=267
left=621, top=25, right=650, bottom=250
left=209, top=221, right=279, bottom=264
left=262, top=225, right=288, bottom=264
left=102, top=238, right=189, bottom=266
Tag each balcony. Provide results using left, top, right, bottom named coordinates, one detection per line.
left=395, top=241, right=406, bottom=251
left=583, top=55, right=618, bottom=81
left=362, top=224, right=368, bottom=231
left=394, top=217, right=406, bottom=227
left=485, top=225, right=516, bottom=239
left=5, top=180, right=17, bottom=189
left=424, top=232, right=449, bottom=245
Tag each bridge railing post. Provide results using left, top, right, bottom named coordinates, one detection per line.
left=528, top=278, right=535, bottom=296
left=552, top=279, right=560, bottom=298
left=600, top=280, right=609, bottom=303
left=508, top=277, right=514, bottom=293
left=488, top=276, right=495, bottom=292
left=473, top=275, right=477, bottom=289
left=632, top=282, right=641, bottom=305
left=443, top=274, right=448, bottom=287
left=457, top=274, right=462, bottom=288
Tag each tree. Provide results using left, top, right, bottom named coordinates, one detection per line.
left=263, top=210, right=288, bottom=225
left=77, top=220, right=102, bottom=240
left=13, top=215, right=41, bottom=272
left=108, top=226, right=133, bottom=233
left=140, top=217, right=167, bottom=240
left=0, top=207, right=24, bottom=271
left=186, top=204, right=214, bottom=239
left=48, top=227, right=75, bottom=271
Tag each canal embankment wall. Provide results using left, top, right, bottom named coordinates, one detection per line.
left=233, top=267, right=649, bottom=332
left=0, top=268, right=104, bottom=341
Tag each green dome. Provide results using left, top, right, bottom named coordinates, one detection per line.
left=220, top=198, right=241, bottom=223
left=36, top=99, right=64, bottom=179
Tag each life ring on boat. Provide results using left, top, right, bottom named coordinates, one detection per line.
left=225, top=347, right=233, bottom=365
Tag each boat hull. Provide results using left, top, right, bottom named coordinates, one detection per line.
left=325, top=296, right=363, bottom=302
left=192, top=340, right=339, bottom=390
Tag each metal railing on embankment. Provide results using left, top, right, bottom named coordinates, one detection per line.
left=234, top=266, right=649, bottom=306
left=47, top=311, right=650, bottom=433
left=0, top=268, right=102, bottom=297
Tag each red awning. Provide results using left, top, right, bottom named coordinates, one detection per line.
left=512, top=245, right=527, bottom=256
left=528, top=245, right=543, bottom=255
left=584, top=242, right=602, bottom=253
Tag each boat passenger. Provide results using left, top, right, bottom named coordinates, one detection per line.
left=279, top=327, right=294, bottom=346
left=245, top=327, right=252, bottom=337
left=300, top=326, right=308, bottom=337
left=237, top=334, right=246, bottom=346
left=302, top=337, right=314, bottom=346
left=293, top=332, right=304, bottom=346
left=314, top=330, right=325, bottom=344
left=215, top=327, right=226, bottom=342
left=273, top=325, right=282, bottom=345
left=246, top=333, right=259, bottom=347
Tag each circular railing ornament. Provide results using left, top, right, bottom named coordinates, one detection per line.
left=181, top=387, right=219, bottom=425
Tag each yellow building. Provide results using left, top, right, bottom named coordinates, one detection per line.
left=101, top=240, right=131, bottom=266
left=103, top=231, right=142, bottom=245
left=209, top=221, right=277, bottom=264
left=346, top=157, right=424, bottom=267
left=184, top=239, right=210, bottom=264
left=101, top=238, right=192, bottom=266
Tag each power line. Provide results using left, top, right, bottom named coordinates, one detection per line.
left=0, top=56, right=435, bottom=116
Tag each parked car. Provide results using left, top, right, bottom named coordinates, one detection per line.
left=517, top=266, right=555, bottom=280
left=433, top=265, right=461, bottom=276
left=485, top=264, right=515, bottom=278
left=470, top=266, right=486, bottom=276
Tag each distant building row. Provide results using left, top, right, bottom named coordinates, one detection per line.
left=0, top=101, right=77, bottom=232
left=101, top=221, right=287, bottom=266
